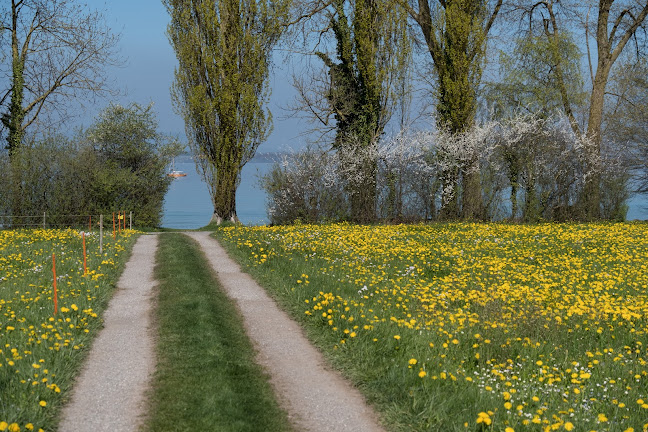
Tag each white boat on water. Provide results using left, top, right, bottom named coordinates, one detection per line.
left=167, top=159, right=187, bottom=178
left=167, top=169, right=187, bottom=178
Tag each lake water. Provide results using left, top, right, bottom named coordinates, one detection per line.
left=161, top=161, right=648, bottom=229
left=161, top=161, right=271, bottom=229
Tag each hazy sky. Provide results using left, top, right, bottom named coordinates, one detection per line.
left=85, top=0, right=303, bottom=152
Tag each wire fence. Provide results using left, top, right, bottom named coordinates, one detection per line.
left=0, top=212, right=133, bottom=230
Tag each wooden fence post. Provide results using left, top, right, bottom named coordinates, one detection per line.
left=100, top=215, right=103, bottom=254
left=82, top=232, right=87, bottom=275
left=52, top=253, right=58, bottom=315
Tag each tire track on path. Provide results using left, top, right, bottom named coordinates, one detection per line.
left=187, top=231, right=385, bottom=432
left=59, top=234, right=157, bottom=432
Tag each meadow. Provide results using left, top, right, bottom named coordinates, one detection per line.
left=0, top=228, right=137, bottom=432
left=217, top=222, right=648, bottom=432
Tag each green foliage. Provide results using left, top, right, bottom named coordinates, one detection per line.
left=486, top=32, right=586, bottom=119
left=435, top=0, right=486, bottom=134
left=165, top=0, right=288, bottom=223
left=318, top=0, right=383, bottom=150
left=85, top=103, right=175, bottom=226
left=0, top=103, right=175, bottom=227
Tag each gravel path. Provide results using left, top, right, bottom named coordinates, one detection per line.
left=58, top=235, right=158, bottom=432
left=58, top=232, right=384, bottom=432
left=187, top=232, right=385, bottom=432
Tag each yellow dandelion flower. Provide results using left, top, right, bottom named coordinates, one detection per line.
left=476, top=412, right=491, bottom=426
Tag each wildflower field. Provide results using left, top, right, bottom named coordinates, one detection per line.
left=217, top=223, right=648, bottom=432
left=0, top=229, right=137, bottom=431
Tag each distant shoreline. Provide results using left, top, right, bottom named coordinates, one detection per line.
left=174, top=152, right=283, bottom=164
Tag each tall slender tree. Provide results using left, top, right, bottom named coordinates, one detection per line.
left=293, top=0, right=410, bottom=221
left=402, top=0, right=502, bottom=219
left=165, top=0, right=288, bottom=223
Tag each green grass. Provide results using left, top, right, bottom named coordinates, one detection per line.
left=145, top=233, right=292, bottom=432
left=0, top=228, right=138, bottom=431
left=215, top=223, right=648, bottom=432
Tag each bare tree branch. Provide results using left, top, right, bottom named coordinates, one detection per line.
left=1, top=0, right=122, bottom=147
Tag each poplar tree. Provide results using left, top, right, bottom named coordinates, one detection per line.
left=164, top=0, right=287, bottom=223
left=403, top=0, right=502, bottom=219
left=303, top=0, right=410, bottom=222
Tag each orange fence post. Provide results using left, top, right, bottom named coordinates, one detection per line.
left=52, top=253, right=58, bottom=315
left=83, top=232, right=87, bottom=276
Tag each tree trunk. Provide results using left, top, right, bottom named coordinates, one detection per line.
left=523, top=163, right=539, bottom=222
left=461, top=157, right=482, bottom=220
left=510, top=182, right=518, bottom=221
left=583, top=63, right=611, bottom=220
left=211, top=137, right=241, bottom=225
left=344, top=146, right=377, bottom=223
left=3, top=1, right=26, bottom=158
left=9, top=155, right=24, bottom=224
left=3, top=63, right=26, bottom=157
left=440, top=167, right=459, bottom=220
left=211, top=171, right=239, bottom=224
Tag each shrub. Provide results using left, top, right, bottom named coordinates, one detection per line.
left=260, top=112, right=631, bottom=224
left=0, top=103, right=178, bottom=227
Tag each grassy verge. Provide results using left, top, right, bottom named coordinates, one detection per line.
left=215, top=223, right=648, bottom=432
left=0, top=228, right=138, bottom=431
left=145, top=233, right=292, bottom=432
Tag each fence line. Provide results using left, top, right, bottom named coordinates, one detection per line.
left=0, top=212, right=133, bottom=230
